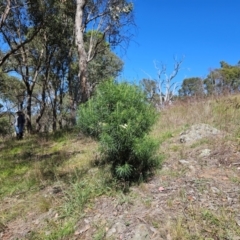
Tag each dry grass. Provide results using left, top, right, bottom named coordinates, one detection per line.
left=150, top=94, right=240, bottom=240
left=154, top=95, right=240, bottom=135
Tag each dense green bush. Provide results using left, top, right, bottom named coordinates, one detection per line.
left=77, top=80, right=161, bottom=182
left=0, top=117, right=12, bottom=137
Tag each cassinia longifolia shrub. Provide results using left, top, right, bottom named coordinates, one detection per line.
left=77, top=80, right=161, bottom=182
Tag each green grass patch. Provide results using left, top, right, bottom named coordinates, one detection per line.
left=158, top=131, right=174, bottom=144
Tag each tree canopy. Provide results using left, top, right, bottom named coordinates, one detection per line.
left=0, top=0, right=130, bottom=133
left=179, top=77, right=204, bottom=97
left=178, top=61, right=240, bottom=98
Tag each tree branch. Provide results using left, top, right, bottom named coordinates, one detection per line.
left=0, top=0, right=11, bottom=30
left=0, top=23, right=43, bottom=67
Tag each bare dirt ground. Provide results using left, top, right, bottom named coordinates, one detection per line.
left=1, top=124, right=240, bottom=239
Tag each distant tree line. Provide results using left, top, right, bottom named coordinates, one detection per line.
left=141, top=60, right=240, bottom=109
left=179, top=61, right=240, bottom=97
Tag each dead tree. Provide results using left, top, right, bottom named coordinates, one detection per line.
left=154, top=57, right=184, bottom=109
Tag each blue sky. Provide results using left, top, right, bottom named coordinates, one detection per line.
left=119, top=0, right=240, bottom=88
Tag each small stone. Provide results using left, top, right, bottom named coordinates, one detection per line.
left=52, top=186, right=62, bottom=194
left=106, top=222, right=126, bottom=238
left=131, top=224, right=150, bottom=240
left=45, top=231, right=51, bottom=236
left=188, top=165, right=196, bottom=172
left=179, top=160, right=189, bottom=165
left=235, top=217, right=240, bottom=226
left=84, top=219, right=89, bottom=224
left=211, top=187, right=220, bottom=194
left=199, top=149, right=211, bottom=158
left=33, top=219, right=39, bottom=225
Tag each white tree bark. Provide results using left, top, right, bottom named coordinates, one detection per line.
left=154, top=57, right=184, bottom=109
left=75, top=0, right=88, bottom=103
left=74, top=0, right=134, bottom=103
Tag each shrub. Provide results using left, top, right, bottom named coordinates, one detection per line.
left=0, top=117, right=12, bottom=137
left=77, top=80, right=161, bottom=182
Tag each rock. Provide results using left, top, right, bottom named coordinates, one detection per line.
left=131, top=224, right=150, bottom=240
left=52, top=186, right=62, bottom=194
left=188, top=165, right=196, bottom=172
left=167, top=233, right=172, bottom=240
left=211, top=187, right=220, bottom=194
left=179, top=159, right=190, bottom=165
left=199, top=149, right=211, bottom=158
left=45, top=231, right=51, bottom=236
left=161, top=165, right=170, bottom=171
left=179, top=124, right=220, bottom=144
left=88, top=167, right=99, bottom=175
left=106, top=222, right=126, bottom=238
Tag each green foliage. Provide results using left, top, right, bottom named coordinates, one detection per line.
left=140, top=78, right=160, bottom=105
left=204, top=61, right=240, bottom=95
left=179, top=77, right=204, bottom=97
left=116, top=163, right=132, bottom=179
left=0, top=70, right=25, bottom=104
left=77, top=80, right=161, bottom=182
left=87, top=48, right=123, bottom=88
left=178, top=61, right=240, bottom=98
left=0, top=117, right=12, bottom=137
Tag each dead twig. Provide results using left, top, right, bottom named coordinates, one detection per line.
left=136, top=216, right=147, bottom=224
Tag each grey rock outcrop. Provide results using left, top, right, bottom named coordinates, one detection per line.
left=180, top=123, right=220, bottom=144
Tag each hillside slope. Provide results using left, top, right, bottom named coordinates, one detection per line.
left=1, top=96, right=240, bottom=239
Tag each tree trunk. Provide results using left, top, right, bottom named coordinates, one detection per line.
left=75, top=0, right=88, bottom=103
left=26, top=90, right=32, bottom=133
left=58, top=86, right=63, bottom=129
left=35, top=115, right=42, bottom=132
left=52, top=90, right=57, bottom=131
left=35, top=103, right=46, bottom=132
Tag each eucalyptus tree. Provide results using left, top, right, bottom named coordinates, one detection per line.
left=84, top=31, right=123, bottom=96
left=178, top=77, right=204, bottom=97
left=9, top=34, right=45, bottom=132
left=0, top=0, right=49, bottom=131
left=47, top=50, right=71, bottom=132
left=66, top=30, right=124, bottom=124
left=2, top=0, right=74, bottom=132
left=204, top=61, right=240, bottom=95
left=218, top=61, right=240, bottom=93
left=0, top=0, right=10, bottom=30
left=0, top=0, right=131, bottom=131
left=0, top=69, right=25, bottom=111
left=75, top=0, right=134, bottom=103
left=140, top=78, right=160, bottom=106
left=204, top=69, right=222, bottom=95
left=0, top=69, right=25, bottom=136
left=34, top=2, right=75, bottom=132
